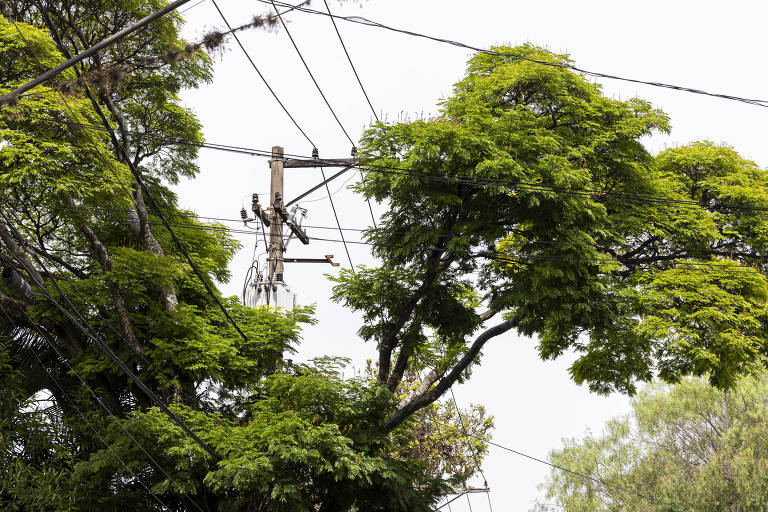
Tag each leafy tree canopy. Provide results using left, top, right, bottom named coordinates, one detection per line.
left=0, top=7, right=491, bottom=510
left=343, top=44, right=768, bottom=435
left=536, top=373, right=768, bottom=511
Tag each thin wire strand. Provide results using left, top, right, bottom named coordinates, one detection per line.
left=270, top=0, right=355, bottom=146
left=320, top=167, right=355, bottom=271
left=450, top=387, right=491, bottom=506
left=322, top=0, right=378, bottom=122
left=266, top=0, right=768, bottom=108
left=210, top=0, right=316, bottom=148
left=435, top=419, right=694, bottom=512
left=19, top=114, right=768, bottom=217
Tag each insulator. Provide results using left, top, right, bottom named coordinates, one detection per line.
left=390, top=147, right=397, bottom=158
left=240, top=207, right=247, bottom=220
left=276, top=272, right=283, bottom=282
left=351, top=145, right=357, bottom=157
left=1, top=267, right=33, bottom=300
left=252, top=193, right=259, bottom=212
left=312, top=147, right=319, bottom=159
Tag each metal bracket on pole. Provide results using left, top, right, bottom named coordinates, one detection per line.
left=273, top=193, right=309, bottom=245
left=279, top=255, right=339, bottom=266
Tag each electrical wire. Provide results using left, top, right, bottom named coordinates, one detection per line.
left=321, top=0, right=378, bottom=122
left=0, top=306, right=177, bottom=510
left=435, top=419, right=694, bottom=512
left=320, top=0, right=379, bottom=228
left=270, top=0, right=355, bottom=146
left=210, top=0, right=316, bottom=149
left=0, top=210, right=218, bottom=461
left=27, top=7, right=252, bottom=346
left=450, top=386, right=492, bottom=512
left=265, top=0, right=768, bottom=109
left=19, top=114, right=768, bottom=218
left=16, top=202, right=766, bottom=276
left=320, top=167, right=355, bottom=271
left=0, top=11, right=226, bottom=447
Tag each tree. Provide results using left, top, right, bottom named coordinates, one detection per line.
left=0, top=6, right=491, bottom=510
left=535, top=373, right=768, bottom=511
left=341, top=43, right=768, bottom=432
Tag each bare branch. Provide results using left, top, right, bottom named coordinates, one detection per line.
left=385, top=316, right=519, bottom=432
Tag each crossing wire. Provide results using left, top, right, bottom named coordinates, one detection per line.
left=21, top=114, right=768, bottom=218
left=321, top=0, right=379, bottom=227
left=0, top=210, right=218, bottom=460
left=264, top=0, right=768, bottom=108
left=18, top=202, right=766, bottom=276
left=321, top=0, right=378, bottom=122
left=269, top=0, right=355, bottom=146
left=210, top=0, right=316, bottom=149
left=434, top=419, right=694, bottom=512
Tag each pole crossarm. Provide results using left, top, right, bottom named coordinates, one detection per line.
left=283, top=158, right=355, bottom=168
left=0, top=0, right=193, bottom=103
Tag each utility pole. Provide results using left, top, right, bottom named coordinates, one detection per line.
left=242, top=148, right=356, bottom=307
left=269, top=146, right=285, bottom=284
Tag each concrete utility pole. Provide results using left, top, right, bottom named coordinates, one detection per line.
left=269, top=146, right=285, bottom=283
left=243, top=148, right=353, bottom=307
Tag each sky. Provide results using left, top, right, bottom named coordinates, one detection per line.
left=174, top=0, right=768, bottom=509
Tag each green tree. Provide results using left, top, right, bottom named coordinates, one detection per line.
left=341, top=44, right=768, bottom=433
left=535, top=374, right=768, bottom=511
left=0, top=6, right=490, bottom=511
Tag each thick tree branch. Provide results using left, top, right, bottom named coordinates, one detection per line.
left=384, top=316, right=519, bottom=432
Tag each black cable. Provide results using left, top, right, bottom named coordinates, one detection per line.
left=0, top=307, right=175, bottom=510
left=449, top=386, right=491, bottom=512
left=19, top=202, right=762, bottom=275
left=27, top=8, right=252, bottom=345
left=0, top=211, right=218, bottom=460
left=270, top=0, right=355, bottom=146
left=321, top=0, right=378, bottom=122
left=21, top=114, right=768, bottom=218
left=436, top=419, right=694, bottom=512
left=320, top=167, right=355, bottom=271
left=210, top=0, right=316, bottom=149
left=320, top=0, right=379, bottom=228
left=265, top=0, right=768, bottom=109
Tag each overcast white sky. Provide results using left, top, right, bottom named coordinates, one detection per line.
left=175, top=1, right=768, bottom=509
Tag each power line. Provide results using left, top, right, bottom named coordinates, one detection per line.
left=0, top=0, right=195, bottom=103
left=449, top=387, right=492, bottom=512
left=22, top=114, right=768, bottom=218
left=20, top=203, right=766, bottom=275
left=0, top=307, right=178, bottom=510
left=320, top=167, right=355, bottom=271
left=264, top=0, right=768, bottom=109
left=319, top=0, right=379, bottom=228
left=321, top=0, right=378, bottom=122
left=210, top=0, right=316, bottom=149
left=269, top=0, right=355, bottom=146
left=23, top=8, right=252, bottom=345
left=0, top=210, right=218, bottom=461
left=435, top=419, right=694, bottom=512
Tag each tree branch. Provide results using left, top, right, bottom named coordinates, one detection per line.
left=79, top=223, right=143, bottom=355
left=384, top=316, right=519, bottom=432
